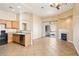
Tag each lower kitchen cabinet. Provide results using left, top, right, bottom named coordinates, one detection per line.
left=12, top=34, right=31, bottom=47
left=20, top=35, right=25, bottom=46
left=13, top=34, right=20, bottom=43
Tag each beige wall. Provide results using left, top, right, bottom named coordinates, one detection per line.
left=19, top=13, right=42, bottom=40
left=19, top=13, right=32, bottom=31
left=41, top=9, right=73, bottom=20
left=58, top=17, right=73, bottom=42
left=41, top=9, right=73, bottom=43
left=32, top=14, right=42, bottom=39
left=73, top=4, right=79, bottom=55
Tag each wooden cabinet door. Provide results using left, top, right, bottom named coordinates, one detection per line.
left=13, top=34, right=20, bottom=43
left=7, top=21, right=12, bottom=28
left=12, top=21, right=19, bottom=29
left=12, top=21, right=17, bottom=29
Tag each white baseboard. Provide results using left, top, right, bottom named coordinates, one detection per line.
left=32, top=36, right=43, bottom=40
left=73, top=44, right=79, bottom=55
left=68, top=40, right=73, bottom=43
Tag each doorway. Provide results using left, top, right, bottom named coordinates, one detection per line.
left=43, top=21, right=57, bottom=38
left=45, top=25, right=50, bottom=36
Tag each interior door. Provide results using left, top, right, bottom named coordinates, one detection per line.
left=45, top=25, right=50, bottom=36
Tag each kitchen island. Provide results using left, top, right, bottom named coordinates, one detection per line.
left=8, top=33, right=31, bottom=47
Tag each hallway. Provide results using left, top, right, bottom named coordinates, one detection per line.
left=0, top=37, right=78, bottom=56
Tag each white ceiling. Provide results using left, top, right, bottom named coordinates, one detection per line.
left=0, top=3, right=74, bottom=16
left=0, top=3, right=32, bottom=13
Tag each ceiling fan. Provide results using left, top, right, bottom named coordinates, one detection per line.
left=50, top=3, right=67, bottom=10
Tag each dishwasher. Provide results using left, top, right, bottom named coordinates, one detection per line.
left=20, top=35, right=25, bottom=46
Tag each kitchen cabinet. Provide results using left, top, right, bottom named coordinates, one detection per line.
left=0, top=19, right=6, bottom=24
left=20, top=35, right=25, bottom=46
left=0, top=19, right=19, bottom=29
left=13, top=34, right=20, bottom=43
left=13, top=34, right=25, bottom=46
left=12, top=21, right=19, bottom=29
left=9, top=33, right=31, bottom=47
left=7, top=21, right=12, bottom=28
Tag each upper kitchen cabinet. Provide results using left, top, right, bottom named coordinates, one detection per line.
left=6, top=21, right=12, bottom=28
left=0, top=10, right=18, bottom=29
left=11, top=14, right=19, bottom=29
left=12, top=21, right=19, bottom=29
left=0, top=19, right=6, bottom=24
left=0, top=19, right=19, bottom=29
left=0, top=19, right=11, bottom=28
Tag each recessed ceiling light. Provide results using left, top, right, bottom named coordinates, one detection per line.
left=9, top=6, right=13, bottom=9
left=41, top=7, right=44, bottom=8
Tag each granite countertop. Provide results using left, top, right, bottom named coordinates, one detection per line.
left=7, top=30, right=31, bottom=35
left=13, top=32, right=31, bottom=35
